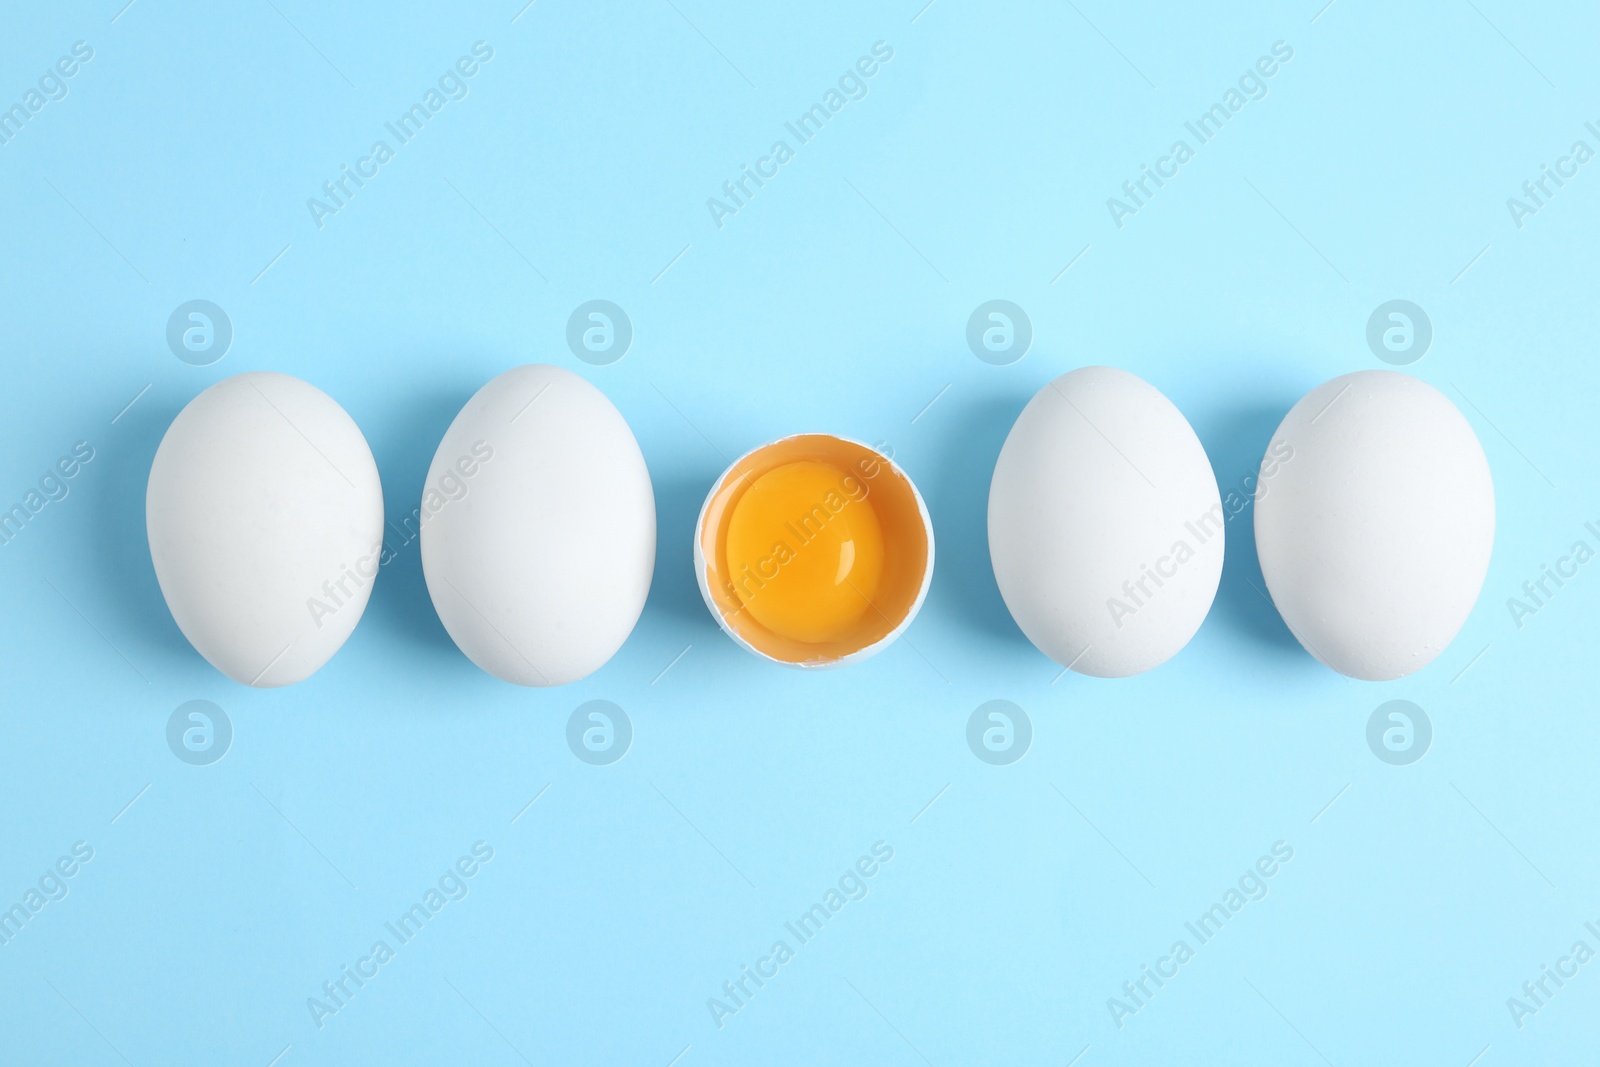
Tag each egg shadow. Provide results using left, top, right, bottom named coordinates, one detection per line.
left=86, top=391, right=201, bottom=673
left=1190, top=392, right=1308, bottom=658
left=644, top=465, right=722, bottom=633
left=920, top=390, right=1034, bottom=650
left=361, top=384, right=478, bottom=664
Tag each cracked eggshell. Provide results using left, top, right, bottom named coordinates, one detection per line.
left=146, top=372, right=384, bottom=687
left=691, top=434, right=934, bottom=669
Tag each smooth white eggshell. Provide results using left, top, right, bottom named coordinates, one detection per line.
left=988, top=366, right=1224, bottom=678
left=1254, top=370, right=1494, bottom=680
left=147, top=372, right=384, bottom=686
left=421, top=365, right=655, bottom=686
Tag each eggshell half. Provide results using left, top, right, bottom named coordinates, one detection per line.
left=692, top=434, right=934, bottom=669
left=988, top=366, right=1224, bottom=678
left=420, top=365, right=655, bottom=686
left=1254, top=370, right=1494, bottom=680
left=146, top=372, right=384, bottom=687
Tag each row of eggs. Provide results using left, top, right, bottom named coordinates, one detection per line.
left=145, top=365, right=1495, bottom=688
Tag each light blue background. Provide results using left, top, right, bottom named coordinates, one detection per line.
left=2, top=0, right=1597, bottom=1063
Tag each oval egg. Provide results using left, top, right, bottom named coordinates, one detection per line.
left=988, top=366, right=1224, bottom=677
left=146, top=372, right=384, bottom=686
left=421, top=364, right=655, bottom=686
left=1254, top=370, right=1494, bottom=680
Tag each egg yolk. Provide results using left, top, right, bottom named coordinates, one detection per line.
left=723, top=460, right=885, bottom=644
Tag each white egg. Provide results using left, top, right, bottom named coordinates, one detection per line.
left=988, top=366, right=1224, bottom=678
left=146, top=372, right=384, bottom=687
left=1254, top=370, right=1494, bottom=680
left=421, top=365, right=655, bottom=686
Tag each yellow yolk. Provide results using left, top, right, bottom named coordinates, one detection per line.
left=723, top=460, right=885, bottom=644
